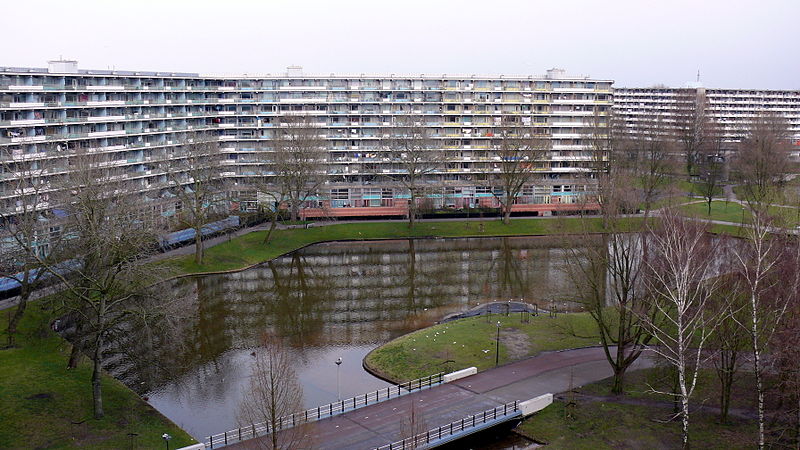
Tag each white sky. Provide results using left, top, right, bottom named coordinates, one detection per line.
left=4, top=0, right=799, bottom=89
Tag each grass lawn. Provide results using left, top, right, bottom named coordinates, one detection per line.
left=0, top=303, right=196, bottom=449
left=680, top=200, right=800, bottom=227
left=516, top=397, right=756, bottom=449
left=679, top=200, right=749, bottom=223
left=674, top=179, right=724, bottom=198
left=166, top=217, right=643, bottom=275
left=580, top=367, right=761, bottom=412
left=364, top=312, right=600, bottom=382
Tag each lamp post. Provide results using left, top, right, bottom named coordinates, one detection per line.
left=335, top=357, right=343, bottom=401
left=495, top=321, right=501, bottom=367
left=161, top=433, right=171, bottom=450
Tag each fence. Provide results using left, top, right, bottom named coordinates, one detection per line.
left=206, top=372, right=444, bottom=448
left=374, top=400, right=520, bottom=450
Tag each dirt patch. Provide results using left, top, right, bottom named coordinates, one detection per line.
left=500, top=327, right=531, bottom=360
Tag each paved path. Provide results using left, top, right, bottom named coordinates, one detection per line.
left=227, top=347, right=652, bottom=449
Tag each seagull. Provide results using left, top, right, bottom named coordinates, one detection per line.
left=482, top=349, right=490, bottom=353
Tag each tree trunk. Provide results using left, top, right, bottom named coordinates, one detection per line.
left=92, top=331, right=104, bottom=419
left=503, top=205, right=512, bottom=225
left=67, top=315, right=87, bottom=369
left=717, top=349, right=736, bottom=424
left=6, top=291, right=29, bottom=347
left=408, top=196, right=416, bottom=228
left=194, top=226, right=204, bottom=265
left=752, top=317, right=766, bottom=449
left=611, top=367, right=625, bottom=394
left=262, top=212, right=279, bottom=245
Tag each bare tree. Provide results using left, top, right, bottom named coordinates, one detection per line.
left=673, top=88, right=707, bottom=177
left=39, top=149, right=162, bottom=419
left=565, top=111, right=656, bottom=394
left=485, top=116, right=550, bottom=224
left=773, top=298, right=800, bottom=447
left=166, top=133, right=226, bottom=265
left=707, top=272, right=749, bottom=424
left=399, top=397, right=428, bottom=449
left=641, top=210, right=720, bottom=449
left=387, top=114, right=443, bottom=227
left=271, top=115, right=327, bottom=222
left=732, top=114, right=792, bottom=213
left=237, top=335, right=306, bottom=450
left=617, top=115, right=675, bottom=219
left=731, top=114, right=795, bottom=448
left=733, top=225, right=797, bottom=448
left=0, top=149, right=63, bottom=347
left=566, top=232, right=654, bottom=394
left=695, top=118, right=726, bottom=215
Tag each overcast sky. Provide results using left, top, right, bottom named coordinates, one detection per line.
left=4, top=0, right=799, bottom=89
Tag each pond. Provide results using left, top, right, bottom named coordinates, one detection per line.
left=103, top=236, right=591, bottom=440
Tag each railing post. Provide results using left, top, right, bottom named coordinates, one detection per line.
left=238, top=427, right=241, bottom=441
left=208, top=437, right=212, bottom=449
left=504, top=403, right=507, bottom=416
left=224, top=431, right=228, bottom=445
left=341, top=399, right=344, bottom=412
left=317, top=406, right=320, bottom=419
left=252, top=423, right=255, bottom=438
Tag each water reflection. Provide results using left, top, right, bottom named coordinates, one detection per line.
left=104, top=236, right=593, bottom=439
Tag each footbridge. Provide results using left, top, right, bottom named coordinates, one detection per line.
left=180, top=346, right=634, bottom=449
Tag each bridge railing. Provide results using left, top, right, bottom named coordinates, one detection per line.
left=374, top=400, right=520, bottom=450
left=206, top=371, right=444, bottom=448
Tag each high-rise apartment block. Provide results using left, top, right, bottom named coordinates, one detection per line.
left=613, top=86, right=800, bottom=151
left=3, top=61, right=800, bottom=225
left=1, top=62, right=611, bottom=221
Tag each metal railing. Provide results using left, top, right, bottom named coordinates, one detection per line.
left=206, top=372, right=444, bottom=448
left=374, top=400, right=520, bottom=450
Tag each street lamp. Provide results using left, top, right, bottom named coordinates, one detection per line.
left=335, top=357, right=343, bottom=401
left=162, top=433, right=172, bottom=450
left=495, top=321, right=501, bottom=367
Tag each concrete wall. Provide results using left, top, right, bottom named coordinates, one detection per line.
left=443, top=367, right=477, bottom=383
left=520, top=393, right=554, bottom=416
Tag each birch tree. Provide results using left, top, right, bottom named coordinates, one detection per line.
left=641, top=210, right=720, bottom=448
left=731, top=114, right=794, bottom=448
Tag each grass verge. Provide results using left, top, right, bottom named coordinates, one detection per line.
left=0, top=303, right=196, bottom=449
left=166, top=217, right=643, bottom=275
left=364, top=312, right=600, bottom=382
left=516, top=397, right=756, bottom=449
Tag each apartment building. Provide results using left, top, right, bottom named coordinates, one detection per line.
left=614, top=86, right=800, bottom=151
left=0, top=61, right=612, bottom=222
